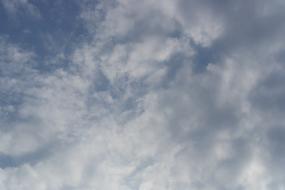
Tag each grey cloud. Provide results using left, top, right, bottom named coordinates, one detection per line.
left=250, top=68, right=285, bottom=114
left=0, top=142, right=54, bottom=169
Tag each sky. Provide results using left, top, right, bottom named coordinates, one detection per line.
left=0, top=0, right=285, bottom=189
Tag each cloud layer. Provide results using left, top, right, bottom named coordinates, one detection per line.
left=1, top=0, right=285, bottom=189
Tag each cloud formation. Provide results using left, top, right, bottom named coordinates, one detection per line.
left=1, top=0, right=285, bottom=189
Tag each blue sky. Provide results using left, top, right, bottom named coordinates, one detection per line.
left=1, top=0, right=285, bottom=190
left=0, top=0, right=88, bottom=72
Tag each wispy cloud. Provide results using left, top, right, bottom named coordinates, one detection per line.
left=1, top=0, right=285, bottom=189
left=1, top=0, right=41, bottom=18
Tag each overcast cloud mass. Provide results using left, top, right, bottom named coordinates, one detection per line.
left=1, top=0, right=285, bottom=189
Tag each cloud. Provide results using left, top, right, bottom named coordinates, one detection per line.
left=1, top=0, right=41, bottom=18
left=1, top=0, right=285, bottom=189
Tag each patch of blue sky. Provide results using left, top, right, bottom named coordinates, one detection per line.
left=0, top=0, right=89, bottom=72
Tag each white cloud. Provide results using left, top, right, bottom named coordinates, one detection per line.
left=1, top=0, right=285, bottom=189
